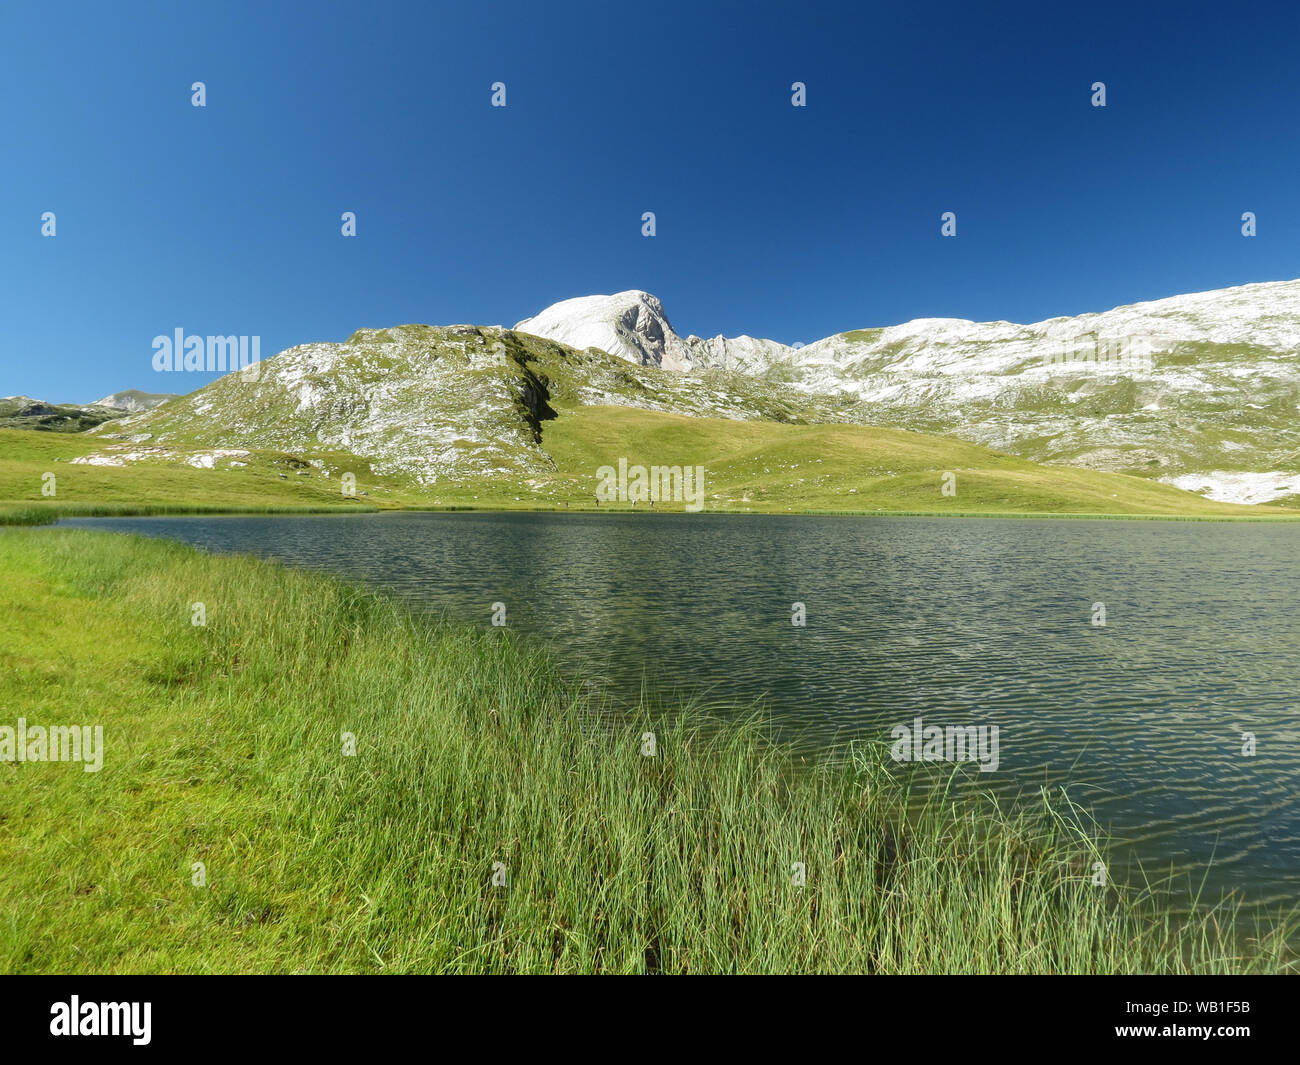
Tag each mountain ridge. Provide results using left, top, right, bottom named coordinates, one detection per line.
left=511, top=282, right=1300, bottom=502
left=59, top=278, right=1300, bottom=507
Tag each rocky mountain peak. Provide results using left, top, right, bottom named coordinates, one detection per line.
left=514, top=290, right=695, bottom=370
left=514, top=290, right=794, bottom=374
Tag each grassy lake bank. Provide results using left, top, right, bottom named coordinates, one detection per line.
left=7, top=501, right=1300, bottom=527
left=4, top=415, right=1297, bottom=529
left=0, top=528, right=1293, bottom=973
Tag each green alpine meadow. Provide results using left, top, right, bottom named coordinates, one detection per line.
left=3, top=283, right=1300, bottom=976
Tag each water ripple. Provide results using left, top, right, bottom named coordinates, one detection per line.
left=61, top=511, right=1300, bottom=914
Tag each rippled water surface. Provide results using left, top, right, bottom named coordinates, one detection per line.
left=62, top=512, right=1300, bottom=913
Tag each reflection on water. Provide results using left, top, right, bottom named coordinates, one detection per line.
left=60, top=511, right=1300, bottom=914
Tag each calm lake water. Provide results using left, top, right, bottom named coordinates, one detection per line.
left=61, top=512, right=1300, bottom=915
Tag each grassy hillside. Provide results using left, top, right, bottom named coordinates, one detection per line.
left=1, top=529, right=1290, bottom=973
left=539, top=406, right=1290, bottom=516
left=0, top=427, right=409, bottom=523
left=1, top=402, right=1294, bottom=523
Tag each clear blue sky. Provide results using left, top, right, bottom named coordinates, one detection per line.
left=2, top=0, right=1297, bottom=401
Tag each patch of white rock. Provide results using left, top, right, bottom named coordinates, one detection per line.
left=514, top=291, right=789, bottom=373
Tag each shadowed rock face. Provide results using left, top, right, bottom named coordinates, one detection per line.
left=86, top=326, right=583, bottom=486
left=76, top=318, right=848, bottom=487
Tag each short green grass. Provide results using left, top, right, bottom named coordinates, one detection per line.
left=0, top=428, right=420, bottom=523
left=0, top=529, right=1292, bottom=973
left=537, top=406, right=1291, bottom=516
left=2, top=401, right=1294, bottom=525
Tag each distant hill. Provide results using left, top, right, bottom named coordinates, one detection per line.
left=0, top=395, right=122, bottom=433
left=91, top=390, right=178, bottom=413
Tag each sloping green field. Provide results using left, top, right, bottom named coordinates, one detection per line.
left=0, top=428, right=403, bottom=523
left=540, top=406, right=1290, bottom=516
left=0, top=404, right=1293, bottom=525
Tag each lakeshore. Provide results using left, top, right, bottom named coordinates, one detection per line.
left=1, top=526, right=1293, bottom=973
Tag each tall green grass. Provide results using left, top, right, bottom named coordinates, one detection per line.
left=0, top=529, right=1292, bottom=973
